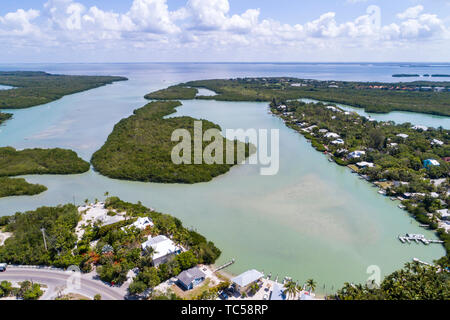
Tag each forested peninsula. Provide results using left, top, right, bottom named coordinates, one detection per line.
left=91, top=100, right=252, bottom=184
left=150, top=78, right=450, bottom=116
left=0, top=147, right=90, bottom=198
left=0, top=71, right=127, bottom=110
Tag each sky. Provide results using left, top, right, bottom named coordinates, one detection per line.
left=0, top=0, right=450, bottom=62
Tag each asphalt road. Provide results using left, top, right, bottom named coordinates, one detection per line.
left=0, top=267, right=126, bottom=300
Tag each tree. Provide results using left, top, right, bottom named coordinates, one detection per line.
left=283, top=280, right=298, bottom=300
left=94, top=294, right=102, bottom=300
left=306, top=279, right=317, bottom=294
left=176, top=251, right=198, bottom=271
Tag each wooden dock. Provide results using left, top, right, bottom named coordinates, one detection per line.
left=214, top=259, right=235, bottom=272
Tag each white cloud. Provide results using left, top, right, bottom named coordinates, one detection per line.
left=0, top=1, right=449, bottom=61
left=0, top=8, right=40, bottom=36
left=397, top=5, right=424, bottom=20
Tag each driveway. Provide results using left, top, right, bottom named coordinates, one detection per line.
left=0, top=267, right=127, bottom=300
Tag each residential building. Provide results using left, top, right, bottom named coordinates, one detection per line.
left=177, top=267, right=206, bottom=291
left=231, top=269, right=264, bottom=292
left=141, top=235, right=182, bottom=266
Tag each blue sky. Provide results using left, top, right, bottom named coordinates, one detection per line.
left=0, top=0, right=449, bottom=62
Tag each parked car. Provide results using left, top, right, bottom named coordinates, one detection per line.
left=219, top=291, right=229, bottom=300
left=263, top=293, right=269, bottom=300
left=0, top=263, right=7, bottom=272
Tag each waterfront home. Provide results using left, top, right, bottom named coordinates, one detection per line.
left=123, top=217, right=153, bottom=231
left=356, top=161, right=375, bottom=168
left=177, top=267, right=206, bottom=291
left=324, top=132, right=340, bottom=139
left=431, top=139, right=444, bottom=146
left=326, top=106, right=341, bottom=112
left=396, top=133, right=409, bottom=139
left=270, top=282, right=286, bottom=300
left=141, top=235, right=182, bottom=266
left=348, top=150, right=366, bottom=159
left=423, top=159, right=440, bottom=168
left=304, top=125, right=318, bottom=132
left=231, top=269, right=264, bottom=293
left=331, top=139, right=345, bottom=145
left=318, top=129, right=328, bottom=134
left=437, top=209, right=450, bottom=220
left=412, top=125, right=428, bottom=131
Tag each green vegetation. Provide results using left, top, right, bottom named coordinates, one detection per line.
left=0, top=71, right=127, bottom=109
left=91, top=100, right=252, bottom=184
left=0, top=280, right=44, bottom=300
left=149, top=78, right=450, bottom=116
left=337, top=262, right=449, bottom=300
left=145, top=85, right=198, bottom=100
left=0, top=204, right=81, bottom=267
left=0, top=147, right=90, bottom=177
left=0, top=112, right=12, bottom=125
left=0, top=197, right=222, bottom=294
left=0, top=177, right=47, bottom=198
left=0, top=147, right=90, bottom=198
left=273, top=100, right=450, bottom=265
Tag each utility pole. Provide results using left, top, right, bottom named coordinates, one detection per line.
left=40, top=228, right=48, bottom=251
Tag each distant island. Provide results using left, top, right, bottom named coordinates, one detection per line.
left=392, top=74, right=420, bottom=77
left=393, top=74, right=450, bottom=78
left=91, top=100, right=252, bottom=184
left=0, top=71, right=127, bottom=126
left=149, top=77, right=450, bottom=116
left=0, top=147, right=90, bottom=198
left=0, top=71, right=127, bottom=110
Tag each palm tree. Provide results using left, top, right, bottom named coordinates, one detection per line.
left=283, top=280, right=298, bottom=300
left=104, top=191, right=109, bottom=197
left=306, top=279, right=317, bottom=294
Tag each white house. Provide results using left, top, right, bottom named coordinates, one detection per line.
left=356, top=161, right=375, bottom=168
left=331, top=139, right=345, bottom=145
left=412, top=125, right=428, bottom=131
left=431, top=139, right=444, bottom=146
left=326, top=106, right=341, bottom=112
left=437, top=209, right=449, bottom=220
left=324, top=132, right=340, bottom=139
left=141, top=235, right=182, bottom=266
left=123, top=217, right=154, bottom=231
left=396, top=133, right=409, bottom=139
left=348, top=151, right=366, bottom=159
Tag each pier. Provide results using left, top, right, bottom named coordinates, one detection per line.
left=398, top=234, right=444, bottom=246
left=214, top=258, right=235, bottom=272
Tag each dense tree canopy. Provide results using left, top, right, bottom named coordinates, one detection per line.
left=337, top=262, right=449, bottom=300
left=91, top=100, right=253, bottom=184
left=145, top=85, right=198, bottom=100
left=150, top=78, right=450, bottom=116
left=0, top=71, right=127, bottom=109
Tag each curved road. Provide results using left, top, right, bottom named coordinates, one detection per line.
left=0, top=267, right=126, bottom=300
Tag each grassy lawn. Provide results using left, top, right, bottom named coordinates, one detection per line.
left=171, top=278, right=212, bottom=300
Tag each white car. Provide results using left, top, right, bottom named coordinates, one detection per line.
left=263, top=294, right=269, bottom=300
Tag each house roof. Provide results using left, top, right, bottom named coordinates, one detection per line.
left=231, top=269, right=264, bottom=287
left=270, top=282, right=286, bottom=300
left=177, top=267, right=206, bottom=287
left=142, top=235, right=180, bottom=260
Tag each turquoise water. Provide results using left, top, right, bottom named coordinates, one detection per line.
left=300, top=99, right=450, bottom=129
left=0, top=63, right=447, bottom=293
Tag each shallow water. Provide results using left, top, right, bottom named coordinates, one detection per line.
left=0, top=63, right=447, bottom=292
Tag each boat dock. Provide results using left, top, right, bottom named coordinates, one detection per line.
left=214, top=258, right=236, bottom=272
left=398, top=234, right=444, bottom=246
